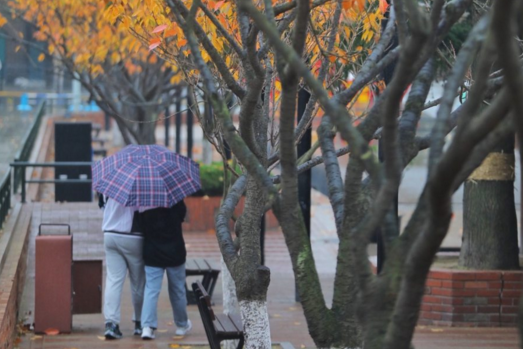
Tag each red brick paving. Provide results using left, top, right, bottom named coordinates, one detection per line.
left=13, top=203, right=521, bottom=349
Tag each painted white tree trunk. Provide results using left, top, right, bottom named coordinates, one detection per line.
left=221, top=257, right=240, bottom=349
left=239, top=300, right=271, bottom=349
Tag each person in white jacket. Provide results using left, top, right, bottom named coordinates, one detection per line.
left=100, top=195, right=145, bottom=339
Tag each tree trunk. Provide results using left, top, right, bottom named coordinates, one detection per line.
left=221, top=257, right=241, bottom=349
left=459, top=136, right=520, bottom=269
left=239, top=300, right=271, bottom=348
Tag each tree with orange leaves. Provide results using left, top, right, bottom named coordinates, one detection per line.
left=5, top=0, right=519, bottom=348
left=1, top=0, right=181, bottom=144
left=99, top=0, right=521, bottom=348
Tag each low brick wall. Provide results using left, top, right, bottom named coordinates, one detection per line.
left=183, top=196, right=278, bottom=232
left=420, top=269, right=523, bottom=327
left=0, top=205, right=32, bottom=349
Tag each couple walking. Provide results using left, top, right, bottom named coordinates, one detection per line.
left=92, top=145, right=201, bottom=340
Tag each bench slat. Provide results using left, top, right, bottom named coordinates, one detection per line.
left=229, top=314, right=243, bottom=333
left=185, top=259, right=199, bottom=273
left=214, top=314, right=242, bottom=335
left=192, top=258, right=204, bottom=272
left=203, top=259, right=220, bottom=272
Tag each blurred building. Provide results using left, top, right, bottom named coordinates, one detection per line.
left=0, top=10, right=70, bottom=92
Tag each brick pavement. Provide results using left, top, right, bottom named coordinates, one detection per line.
left=12, top=203, right=521, bottom=349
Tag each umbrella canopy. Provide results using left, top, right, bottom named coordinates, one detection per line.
left=92, top=144, right=201, bottom=207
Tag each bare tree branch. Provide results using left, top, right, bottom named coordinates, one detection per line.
left=428, top=15, right=489, bottom=175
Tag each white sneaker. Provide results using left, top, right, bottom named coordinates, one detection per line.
left=175, top=320, right=192, bottom=336
left=141, top=326, right=155, bottom=340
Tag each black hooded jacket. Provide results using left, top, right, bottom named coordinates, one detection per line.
left=137, top=200, right=187, bottom=268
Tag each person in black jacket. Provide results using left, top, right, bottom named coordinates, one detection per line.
left=137, top=200, right=192, bottom=340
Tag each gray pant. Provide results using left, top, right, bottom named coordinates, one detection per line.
left=141, top=264, right=188, bottom=329
left=103, top=234, right=145, bottom=325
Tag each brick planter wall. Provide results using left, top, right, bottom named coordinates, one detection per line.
left=183, top=196, right=278, bottom=232
left=420, top=269, right=523, bottom=327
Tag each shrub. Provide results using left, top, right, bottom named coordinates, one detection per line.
left=197, top=162, right=225, bottom=196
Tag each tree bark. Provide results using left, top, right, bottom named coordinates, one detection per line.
left=221, top=257, right=241, bottom=349
left=459, top=136, right=520, bottom=269
left=239, top=300, right=271, bottom=348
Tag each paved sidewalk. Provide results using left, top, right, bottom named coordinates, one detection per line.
left=13, top=203, right=521, bottom=349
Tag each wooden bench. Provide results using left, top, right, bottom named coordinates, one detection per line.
left=192, top=280, right=244, bottom=349
left=186, top=258, right=220, bottom=304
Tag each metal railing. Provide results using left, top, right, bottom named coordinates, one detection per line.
left=13, top=101, right=46, bottom=193
left=0, top=170, right=11, bottom=230
left=9, top=162, right=93, bottom=203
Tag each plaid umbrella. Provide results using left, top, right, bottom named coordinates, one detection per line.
left=92, top=144, right=201, bottom=207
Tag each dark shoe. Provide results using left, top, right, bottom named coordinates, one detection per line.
left=105, top=322, right=122, bottom=339
left=134, top=321, right=142, bottom=336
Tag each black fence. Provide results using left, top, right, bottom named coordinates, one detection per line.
left=9, top=162, right=93, bottom=203
left=0, top=170, right=11, bottom=230
left=13, top=101, right=46, bottom=193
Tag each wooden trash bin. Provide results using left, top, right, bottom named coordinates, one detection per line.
left=72, top=260, right=103, bottom=315
left=35, top=224, right=73, bottom=334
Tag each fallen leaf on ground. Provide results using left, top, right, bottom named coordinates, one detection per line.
left=97, top=336, right=106, bottom=340
left=169, top=344, right=180, bottom=348
left=272, top=314, right=281, bottom=318
left=300, top=345, right=305, bottom=348
left=182, top=346, right=192, bottom=349
left=294, top=322, right=301, bottom=326
left=157, top=329, right=168, bottom=333
left=30, top=335, right=42, bottom=340
left=44, top=328, right=59, bottom=335
left=430, top=328, right=444, bottom=332
left=173, top=335, right=184, bottom=339
left=288, top=307, right=297, bottom=311
left=167, top=321, right=174, bottom=326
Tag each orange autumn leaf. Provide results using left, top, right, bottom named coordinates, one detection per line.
left=379, top=0, right=388, bottom=13
left=214, top=0, right=225, bottom=10
left=165, top=27, right=177, bottom=37
left=44, top=328, right=59, bottom=335
left=149, top=37, right=161, bottom=50
left=152, top=24, right=168, bottom=33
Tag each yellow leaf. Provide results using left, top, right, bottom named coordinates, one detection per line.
left=170, top=344, right=180, bottom=348
left=97, top=336, right=106, bottom=340
left=38, top=53, right=45, bottom=62
left=15, top=45, right=20, bottom=52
